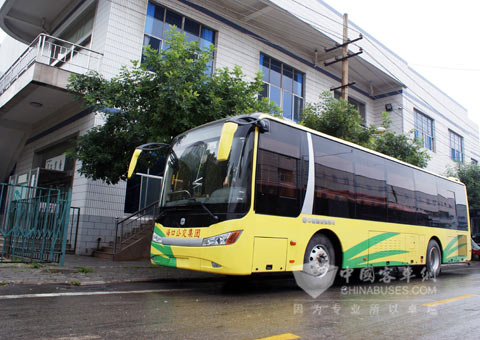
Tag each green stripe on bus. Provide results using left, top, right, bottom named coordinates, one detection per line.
left=345, top=250, right=409, bottom=267
left=151, top=226, right=177, bottom=267
left=343, top=232, right=400, bottom=267
left=443, top=235, right=461, bottom=258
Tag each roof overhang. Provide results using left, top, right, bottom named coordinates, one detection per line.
left=0, top=0, right=86, bottom=43
left=0, top=62, right=80, bottom=125
left=191, top=0, right=405, bottom=98
left=0, top=62, right=85, bottom=182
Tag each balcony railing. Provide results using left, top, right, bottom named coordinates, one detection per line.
left=0, top=33, right=103, bottom=95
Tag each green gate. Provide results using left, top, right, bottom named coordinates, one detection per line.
left=0, top=183, right=71, bottom=265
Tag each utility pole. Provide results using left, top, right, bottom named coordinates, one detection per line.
left=341, top=13, right=349, bottom=100
left=320, top=14, right=363, bottom=98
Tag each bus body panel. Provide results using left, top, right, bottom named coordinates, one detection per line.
left=146, top=114, right=471, bottom=275
left=150, top=209, right=471, bottom=275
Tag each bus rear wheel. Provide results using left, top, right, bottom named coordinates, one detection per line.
left=303, top=234, right=336, bottom=278
left=426, top=239, right=441, bottom=278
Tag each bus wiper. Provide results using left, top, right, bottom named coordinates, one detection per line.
left=187, top=198, right=219, bottom=222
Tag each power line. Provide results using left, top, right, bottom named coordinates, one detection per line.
left=411, top=64, right=480, bottom=72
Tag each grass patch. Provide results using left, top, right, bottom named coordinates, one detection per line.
left=41, top=269, right=56, bottom=274
left=75, top=266, right=93, bottom=274
left=0, top=281, right=8, bottom=286
left=70, top=281, right=81, bottom=286
left=30, top=262, right=44, bottom=269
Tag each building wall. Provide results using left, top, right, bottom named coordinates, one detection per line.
left=270, top=0, right=480, bottom=174
left=4, top=0, right=479, bottom=254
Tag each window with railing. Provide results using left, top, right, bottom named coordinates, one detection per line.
left=143, top=2, right=216, bottom=72
left=414, top=109, right=434, bottom=151
left=449, top=130, right=464, bottom=163
left=259, top=53, right=304, bottom=122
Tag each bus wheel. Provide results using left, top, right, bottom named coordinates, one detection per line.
left=426, top=239, right=441, bottom=278
left=304, top=234, right=336, bottom=278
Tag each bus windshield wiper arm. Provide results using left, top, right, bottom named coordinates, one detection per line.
left=187, top=198, right=219, bottom=221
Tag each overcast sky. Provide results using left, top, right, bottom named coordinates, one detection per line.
left=330, top=0, right=480, bottom=131
left=1, top=1, right=479, bottom=132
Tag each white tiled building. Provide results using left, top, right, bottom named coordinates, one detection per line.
left=1, top=0, right=478, bottom=255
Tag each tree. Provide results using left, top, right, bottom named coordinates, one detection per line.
left=300, top=91, right=376, bottom=147
left=446, top=163, right=480, bottom=211
left=300, top=92, right=430, bottom=168
left=372, top=113, right=430, bottom=168
left=68, top=29, right=279, bottom=184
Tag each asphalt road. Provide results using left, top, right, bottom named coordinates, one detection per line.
left=1, top=264, right=479, bottom=340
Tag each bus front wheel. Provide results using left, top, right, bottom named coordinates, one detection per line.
left=303, top=234, right=336, bottom=278
left=426, top=239, right=441, bottom=278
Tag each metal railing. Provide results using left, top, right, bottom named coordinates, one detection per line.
left=113, top=201, right=160, bottom=259
left=0, top=183, right=71, bottom=265
left=0, top=33, right=103, bottom=95
left=67, top=207, right=80, bottom=254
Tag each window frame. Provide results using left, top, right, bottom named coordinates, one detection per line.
left=143, top=2, right=217, bottom=71
left=334, top=91, right=366, bottom=124
left=449, top=130, right=464, bottom=163
left=414, top=109, right=435, bottom=152
left=259, top=53, right=305, bottom=122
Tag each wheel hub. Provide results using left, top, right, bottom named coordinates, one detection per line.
left=308, top=244, right=330, bottom=277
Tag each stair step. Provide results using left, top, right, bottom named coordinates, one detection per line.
left=101, top=245, right=114, bottom=252
left=93, top=250, right=114, bottom=260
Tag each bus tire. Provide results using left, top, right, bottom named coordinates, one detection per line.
left=426, top=239, right=441, bottom=278
left=303, top=234, right=336, bottom=279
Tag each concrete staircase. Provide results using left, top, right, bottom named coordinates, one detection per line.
left=93, top=221, right=154, bottom=261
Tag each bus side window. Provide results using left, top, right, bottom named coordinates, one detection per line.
left=353, top=150, right=387, bottom=221
left=414, top=169, right=438, bottom=227
left=437, top=178, right=457, bottom=229
left=386, top=160, right=416, bottom=225
left=454, top=185, right=469, bottom=231
left=255, top=121, right=308, bottom=217
left=312, top=135, right=355, bottom=218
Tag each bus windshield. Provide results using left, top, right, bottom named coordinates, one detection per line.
left=159, top=122, right=254, bottom=226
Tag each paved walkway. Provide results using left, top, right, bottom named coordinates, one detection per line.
left=0, top=255, right=217, bottom=286
left=1, top=255, right=477, bottom=286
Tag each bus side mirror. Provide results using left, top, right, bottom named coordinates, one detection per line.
left=217, top=122, right=238, bottom=161
left=127, top=148, right=143, bottom=179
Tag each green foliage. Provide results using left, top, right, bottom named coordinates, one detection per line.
left=0, top=281, right=8, bottom=286
left=70, top=280, right=81, bottom=286
left=75, top=266, right=93, bottom=274
left=68, top=29, right=279, bottom=184
left=446, top=163, right=480, bottom=210
left=373, top=112, right=431, bottom=168
left=301, top=92, right=430, bottom=168
left=29, top=262, right=43, bottom=269
left=300, top=91, right=376, bottom=147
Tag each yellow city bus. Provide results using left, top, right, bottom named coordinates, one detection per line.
left=128, top=114, right=471, bottom=279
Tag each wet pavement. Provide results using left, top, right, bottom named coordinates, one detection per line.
left=0, top=254, right=216, bottom=286
left=0, top=260, right=479, bottom=339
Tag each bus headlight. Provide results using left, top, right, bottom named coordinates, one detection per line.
left=152, top=232, right=163, bottom=244
left=202, top=230, right=242, bottom=246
